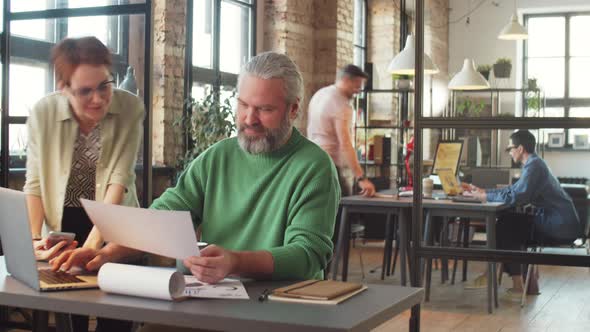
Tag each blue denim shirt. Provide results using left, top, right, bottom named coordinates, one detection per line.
left=486, top=154, right=581, bottom=240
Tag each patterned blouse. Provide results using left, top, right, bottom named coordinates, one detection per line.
left=64, top=125, right=102, bottom=207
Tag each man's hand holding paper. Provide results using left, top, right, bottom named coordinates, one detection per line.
left=183, top=245, right=237, bottom=284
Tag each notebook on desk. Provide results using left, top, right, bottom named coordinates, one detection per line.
left=268, top=280, right=367, bottom=305
left=0, top=187, right=98, bottom=291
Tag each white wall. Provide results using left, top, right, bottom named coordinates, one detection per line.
left=543, top=151, right=590, bottom=178
left=448, top=0, right=590, bottom=178
left=449, top=0, right=590, bottom=86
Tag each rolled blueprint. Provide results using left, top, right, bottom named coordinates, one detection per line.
left=98, top=263, right=185, bottom=300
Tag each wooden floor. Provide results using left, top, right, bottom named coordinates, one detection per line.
left=340, top=241, right=590, bottom=332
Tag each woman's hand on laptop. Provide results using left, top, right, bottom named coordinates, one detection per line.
left=33, top=239, right=78, bottom=261
left=50, top=247, right=103, bottom=272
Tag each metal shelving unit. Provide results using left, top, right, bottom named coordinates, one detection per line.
left=355, top=89, right=414, bottom=185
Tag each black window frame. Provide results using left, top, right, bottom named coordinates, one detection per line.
left=353, top=0, right=367, bottom=70
left=523, top=12, right=590, bottom=147
left=183, top=0, right=256, bottom=154
left=185, top=0, right=256, bottom=96
left=1, top=0, right=153, bottom=207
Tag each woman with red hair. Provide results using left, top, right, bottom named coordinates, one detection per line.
left=23, top=36, right=143, bottom=332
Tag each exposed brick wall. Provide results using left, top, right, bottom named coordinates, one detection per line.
left=424, top=0, right=449, bottom=158
left=152, top=0, right=186, bottom=167
left=336, top=0, right=354, bottom=69
left=367, top=0, right=400, bottom=121
left=426, top=0, right=449, bottom=117
left=312, top=0, right=338, bottom=94
left=263, top=0, right=354, bottom=135
left=147, top=0, right=447, bottom=167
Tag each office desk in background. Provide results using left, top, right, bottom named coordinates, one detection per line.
left=422, top=199, right=509, bottom=314
left=331, top=196, right=412, bottom=284
left=332, top=194, right=509, bottom=314
left=0, top=258, right=424, bottom=332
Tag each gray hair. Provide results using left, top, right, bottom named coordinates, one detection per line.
left=237, top=52, right=304, bottom=107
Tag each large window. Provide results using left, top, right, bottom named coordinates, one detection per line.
left=1, top=1, right=151, bottom=206
left=7, top=13, right=129, bottom=161
left=188, top=0, right=255, bottom=101
left=524, top=13, right=590, bottom=145
left=353, top=0, right=367, bottom=69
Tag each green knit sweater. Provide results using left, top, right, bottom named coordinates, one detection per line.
left=151, top=129, right=340, bottom=279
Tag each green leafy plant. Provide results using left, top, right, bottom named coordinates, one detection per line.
left=493, top=58, right=512, bottom=78
left=476, top=64, right=492, bottom=80
left=526, top=91, right=542, bottom=115
left=476, top=64, right=491, bottom=72
left=392, top=74, right=410, bottom=80
left=495, top=57, right=511, bottom=65
left=175, top=88, right=236, bottom=172
left=456, top=97, right=485, bottom=117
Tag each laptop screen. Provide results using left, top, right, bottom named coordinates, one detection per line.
left=432, top=141, right=463, bottom=176
left=0, top=187, right=42, bottom=291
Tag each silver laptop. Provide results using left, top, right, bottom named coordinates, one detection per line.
left=0, top=187, right=98, bottom=291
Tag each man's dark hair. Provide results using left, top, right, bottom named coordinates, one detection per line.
left=336, top=64, right=369, bottom=81
left=510, top=130, right=536, bottom=153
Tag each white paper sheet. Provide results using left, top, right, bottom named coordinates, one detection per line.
left=80, top=199, right=199, bottom=259
left=183, top=276, right=249, bottom=299
left=98, top=263, right=185, bottom=300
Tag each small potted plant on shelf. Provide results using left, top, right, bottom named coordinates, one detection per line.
left=525, top=90, right=542, bottom=116
left=527, top=77, right=538, bottom=90
left=456, top=97, right=485, bottom=117
left=476, top=64, right=492, bottom=81
left=392, top=74, right=413, bottom=90
left=493, top=57, right=512, bottom=78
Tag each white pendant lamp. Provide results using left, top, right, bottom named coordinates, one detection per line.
left=448, top=59, right=490, bottom=90
left=387, top=35, right=439, bottom=76
left=498, top=0, right=528, bottom=40
left=498, top=13, right=528, bottom=40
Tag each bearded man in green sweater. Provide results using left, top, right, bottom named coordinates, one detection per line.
left=52, top=52, right=341, bottom=285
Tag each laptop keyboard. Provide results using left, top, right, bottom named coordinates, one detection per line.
left=38, top=269, right=84, bottom=284
left=451, top=196, right=482, bottom=203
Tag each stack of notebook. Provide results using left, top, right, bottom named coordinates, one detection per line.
left=269, top=280, right=367, bottom=305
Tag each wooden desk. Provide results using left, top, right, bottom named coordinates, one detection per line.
left=331, top=195, right=509, bottom=314
left=331, top=196, right=412, bottom=284
left=0, top=258, right=424, bottom=332
left=421, top=199, right=509, bottom=314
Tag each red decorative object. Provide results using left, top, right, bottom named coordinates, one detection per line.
left=404, top=135, right=414, bottom=189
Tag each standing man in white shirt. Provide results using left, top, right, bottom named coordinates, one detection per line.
left=307, top=64, right=376, bottom=197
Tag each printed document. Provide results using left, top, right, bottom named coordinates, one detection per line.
left=81, top=199, right=199, bottom=259
left=183, top=276, right=249, bottom=299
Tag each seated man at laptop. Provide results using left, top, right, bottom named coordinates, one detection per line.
left=463, top=130, right=581, bottom=293
left=52, top=52, right=340, bottom=290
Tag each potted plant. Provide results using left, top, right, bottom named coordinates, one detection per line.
left=393, top=74, right=413, bottom=90
left=456, top=97, right=485, bottom=117
left=525, top=90, right=542, bottom=116
left=175, top=88, right=236, bottom=172
left=527, top=77, right=538, bottom=90
left=493, top=57, right=512, bottom=78
left=476, top=64, right=492, bottom=81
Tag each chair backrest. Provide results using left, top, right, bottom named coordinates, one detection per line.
left=561, top=184, right=589, bottom=239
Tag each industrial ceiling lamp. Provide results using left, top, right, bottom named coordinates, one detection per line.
left=498, top=0, right=528, bottom=40
left=448, top=58, right=490, bottom=90
left=387, top=35, right=439, bottom=76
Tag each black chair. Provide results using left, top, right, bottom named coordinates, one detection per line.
left=521, top=185, right=590, bottom=307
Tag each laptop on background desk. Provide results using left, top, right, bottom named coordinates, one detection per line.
left=436, top=168, right=482, bottom=203
left=0, top=187, right=98, bottom=291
